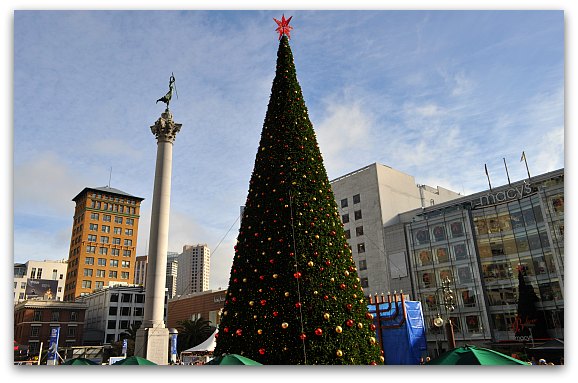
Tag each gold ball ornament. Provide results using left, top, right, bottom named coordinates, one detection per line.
left=282, top=322, right=289, bottom=329
left=336, top=350, right=343, bottom=357
left=335, top=326, right=343, bottom=333
left=257, top=329, right=263, bottom=335
left=273, top=274, right=278, bottom=279
left=323, top=313, right=330, bottom=320
left=307, top=261, right=314, bottom=267
left=370, top=337, right=376, bottom=345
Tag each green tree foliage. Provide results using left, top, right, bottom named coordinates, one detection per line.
left=176, top=317, right=215, bottom=353
left=214, top=35, right=383, bottom=365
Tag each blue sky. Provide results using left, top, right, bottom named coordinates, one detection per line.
left=7, top=4, right=567, bottom=294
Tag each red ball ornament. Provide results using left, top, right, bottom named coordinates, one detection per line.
left=315, top=328, right=323, bottom=336
left=294, top=272, right=302, bottom=279
left=325, top=260, right=331, bottom=266
left=346, top=319, right=354, bottom=327
left=340, top=283, right=346, bottom=290
left=235, top=329, right=242, bottom=336
left=366, top=313, right=374, bottom=320
left=223, top=327, right=229, bottom=333
left=290, top=252, right=295, bottom=257
left=323, top=295, right=329, bottom=301
left=370, top=324, right=376, bottom=331
left=299, top=333, right=307, bottom=341
left=273, top=311, right=279, bottom=317
left=295, top=302, right=302, bottom=309
left=346, top=304, right=353, bottom=310
left=259, top=348, right=266, bottom=355
left=260, top=299, right=267, bottom=306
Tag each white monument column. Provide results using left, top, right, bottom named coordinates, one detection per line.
left=135, top=108, right=181, bottom=365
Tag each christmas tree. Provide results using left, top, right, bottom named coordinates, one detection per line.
left=214, top=16, right=383, bottom=365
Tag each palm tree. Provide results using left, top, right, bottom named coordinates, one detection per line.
left=176, top=317, right=215, bottom=353
left=113, top=322, right=141, bottom=356
left=120, top=322, right=141, bottom=341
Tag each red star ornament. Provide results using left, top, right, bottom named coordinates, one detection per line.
left=274, top=14, right=293, bottom=40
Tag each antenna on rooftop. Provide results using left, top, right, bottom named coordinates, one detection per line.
left=108, top=167, right=112, bottom=187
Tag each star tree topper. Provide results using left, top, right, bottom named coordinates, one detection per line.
left=274, top=14, right=293, bottom=40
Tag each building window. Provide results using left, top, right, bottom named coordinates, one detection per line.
left=356, top=226, right=364, bottom=237
left=124, top=239, right=132, bottom=246
left=353, top=194, right=361, bottom=204
left=51, top=311, right=60, bottom=322
left=120, top=320, right=130, bottom=329
left=342, top=214, right=350, bottom=224
left=357, top=243, right=365, bottom=253
left=115, top=216, right=123, bottom=224
left=90, top=213, right=99, bottom=220
left=126, top=218, right=134, bottom=226
left=33, top=310, right=42, bottom=321
left=121, top=272, right=130, bottom=279
left=107, top=320, right=116, bottom=330
left=360, top=278, right=369, bottom=288
left=121, top=293, right=132, bottom=303
left=81, top=280, right=92, bottom=289
left=89, top=223, right=98, bottom=231
left=70, top=311, right=78, bottom=321
left=30, top=267, right=37, bottom=279
left=122, top=261, right=130, bottom=268
left=123, top=250, right=131, bottom=257
left=135, top=294, right=145, bottom=303
left=121, top=307, right=131, bottom=316
left=112, top=237, right=121, bottom=245
left=112, top=249, right=120, bottom=256
left=359, top=260, right=367, bottom=270
left=83, top=268, right=93, bottom=277
left=99, top=247, right=108, bottom=255
left=30, top=326, right=40, bottom=337
left=87, top=234, right=97, bottom=242
left=125, top=228, right=133, bottom=236
left=109, top=271, right=118, bottom=278
left=98, top=258, right=106, bottom=266
left=85, top=257, right=94, bottom=265
left=86, top=245, right=96, bottom=254
left=344, top=229, right=351, bottom=239
left=341, top=198, right=348, bottom=208
left=100, top=236, right=109, bottom=244
left=67, top=327, right=77, bottom=337
left=114, top=227, right=122, bottom=235
left=109, top=307, right=117, bottom=316
left=134, top=307, right=143, bottom=316
left=110, top=293, right=119, bottom=302
left=110, top=260, right=119, bottom=267
left=354, top=210, right=362, bottom=220
left=95, top=281, right=104, bottom=290
left=96, top=269, right=105, bottom=277
left=102, top=225, right=110, bottom=233
left=103, top=214, right=111, bottom=222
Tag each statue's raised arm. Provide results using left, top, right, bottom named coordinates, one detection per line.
left=156, top=73, right=176, bottom=109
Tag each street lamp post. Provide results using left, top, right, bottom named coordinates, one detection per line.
left=432, top=276, right=456, bottom=351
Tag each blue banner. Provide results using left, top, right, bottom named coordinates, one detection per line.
left=171, top=333, right=177, bottom=355
left=367, top=300, right=427, bottom=365
left=47, top=327, right=60, bottom=362
left=122, top=338, right=128, bottom=355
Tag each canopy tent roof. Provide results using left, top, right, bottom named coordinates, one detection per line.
left=529, top=338, right=564, bottom=351
left=182, top=329, right=218, bottom=353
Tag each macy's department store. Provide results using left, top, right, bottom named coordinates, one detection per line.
left=390, top=168, right=564, bottom=358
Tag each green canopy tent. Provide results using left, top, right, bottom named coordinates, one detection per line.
left=206, top=354, right=262, bottom=365
left=62, top=357, right=99, bottom=365
left=112, top=356, right=157, bottom=365
left=427, top=345, right=529, bottom=365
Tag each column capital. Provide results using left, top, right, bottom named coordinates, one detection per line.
left=150, top=109, right=182, bottom=143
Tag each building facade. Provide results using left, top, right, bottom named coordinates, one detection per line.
left=329, top=163, right=462, bottom=296
left=167, top=289, right=226, bottom=330
left=63, top=186, right=144, bottom=300
left=14, top=259, right=68, bottom=304
left=176, top=244, right=210, bottom=296
left=76, top=285, right=167, bottom=345
left=133, top=252, right=179, bottom=299
left=14, top=300, right=87, bottom=355
left=393, top=169, right=564, bottom=356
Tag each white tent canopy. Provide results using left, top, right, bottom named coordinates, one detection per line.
left=182, top=329, right=218, bottom=353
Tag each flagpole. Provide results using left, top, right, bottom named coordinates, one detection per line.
left=503, top=158, right=511, bottom=186
left=485, top=164, right=492, bottom=191
left=521, top=151, right=531, bottom=180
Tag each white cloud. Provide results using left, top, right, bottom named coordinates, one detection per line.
left=315, top=100, right=374, bottom=177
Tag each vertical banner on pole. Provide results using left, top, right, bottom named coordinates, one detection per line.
left=170, top=333, right=178, bottom=364
left=46, top=327, right=60, bottom=365
left=122, top=338, right=128, bottom=357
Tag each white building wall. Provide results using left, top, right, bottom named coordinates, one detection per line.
left=330, top=163, right=461, bottom=296
left=13, top=259, right=68, bottom=304
left=176, top=244, right=211, bottom=296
